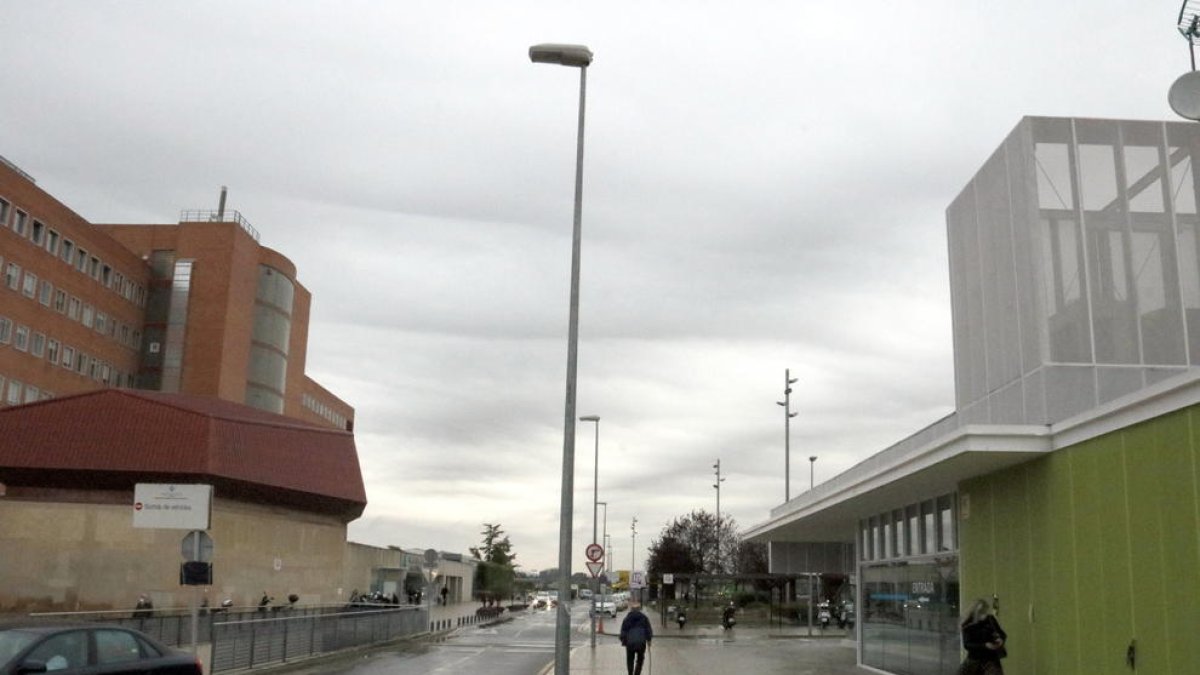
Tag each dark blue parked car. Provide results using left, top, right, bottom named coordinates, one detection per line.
left=0, top=623, right=202, bottom=674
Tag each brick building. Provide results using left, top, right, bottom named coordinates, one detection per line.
left=0, top=156, right=352, bottom=430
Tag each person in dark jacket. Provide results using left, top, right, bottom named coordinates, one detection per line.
left=619, top=600, right=653, bottom=675
left=959, top=598, right=1007, bottom=675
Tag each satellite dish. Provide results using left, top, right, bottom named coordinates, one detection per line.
left=1170, top=70, right=1200, bottom=120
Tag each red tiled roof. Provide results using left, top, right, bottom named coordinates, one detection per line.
left=0, top=389, right=366, bottom=520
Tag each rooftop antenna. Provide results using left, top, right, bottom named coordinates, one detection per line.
left=217, top=186, right=228, bottom=220
left=1178, top=1, right=1200, bottom=70
left=1172, top=3, right=1200, bottom=120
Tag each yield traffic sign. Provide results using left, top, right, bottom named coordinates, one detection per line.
left=585, top=543, right=604, bottom=562
left=586, top=561, right=605, bottom=577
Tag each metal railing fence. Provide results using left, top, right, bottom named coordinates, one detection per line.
left=209, top=605, right=427, bottom=672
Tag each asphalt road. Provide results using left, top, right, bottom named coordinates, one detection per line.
left=260, top=604, right=861, bottom=675
left=270, top=604, right=587, bottom=675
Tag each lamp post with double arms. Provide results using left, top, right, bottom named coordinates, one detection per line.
left=529, top=41, right=594, bottom=675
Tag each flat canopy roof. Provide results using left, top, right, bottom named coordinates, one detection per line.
left=747, top=370, right=1200, bottom=545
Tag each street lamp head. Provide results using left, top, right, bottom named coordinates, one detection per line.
left=776, top=401, right=786, bottom=407
left=809, top=456, right=817, bottom=462
left=579, top=415, right=601, bottom=422
left=529, top=43, right=593, bottom=67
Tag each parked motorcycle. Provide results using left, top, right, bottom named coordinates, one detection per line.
left=818, top=604, right=832, bottom=629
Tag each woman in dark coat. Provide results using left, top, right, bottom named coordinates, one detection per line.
left=959, top=598, right=1007, bottom=675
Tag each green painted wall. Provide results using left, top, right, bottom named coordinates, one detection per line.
left=959, top=406, right=1200, bottom=675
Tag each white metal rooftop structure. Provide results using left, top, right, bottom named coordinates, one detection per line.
left=953, top=116, right=1200, bottom=426
left=749, top=116, right=1200, bottom=541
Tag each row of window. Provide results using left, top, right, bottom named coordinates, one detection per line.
left=860, top=494, right=957, bottom=562
left=302, top=392, right=348, bottom=429
left=0, top=195, right=147, bottom=308
left=2, top=255, right=143, bottom=351
left=0, top=370, right=53, bottom=406
left=0, top=315, right=135, bottom=393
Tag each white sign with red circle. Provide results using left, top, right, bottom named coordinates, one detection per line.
left=585, top=543, right=604, bottom=562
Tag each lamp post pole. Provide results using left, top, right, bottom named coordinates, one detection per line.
left=631, top=517, right=638, bottom=602
left=529, top=42, right=594, bottom=675
left=776, top=369, right=798, bottom=502
left=809, top=455, right=817, bottom=489
left=580, top=415, right=600, bottom=648
left=713, top=460, right=726, bottom=574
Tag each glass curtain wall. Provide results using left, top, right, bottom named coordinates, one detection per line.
left=860, top=494, right=959, bottom=675
left=245, top=265, right=294, bottom=414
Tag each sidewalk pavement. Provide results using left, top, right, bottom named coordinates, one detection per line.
left=549, top=607, right=861, bottom=675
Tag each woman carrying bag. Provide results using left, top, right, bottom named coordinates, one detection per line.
left=959, top=598, right=1007, bottom=675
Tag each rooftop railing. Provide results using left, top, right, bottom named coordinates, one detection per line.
left=179, top=209, right=260, bottom=243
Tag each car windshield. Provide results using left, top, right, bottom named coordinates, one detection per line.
left=0, top=630, right=39, bottom=669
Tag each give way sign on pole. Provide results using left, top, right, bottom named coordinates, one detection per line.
left=586, top=561, right=605, bottom=577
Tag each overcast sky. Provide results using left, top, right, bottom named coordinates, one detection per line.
left=0, top=2, right=1188, bottom=571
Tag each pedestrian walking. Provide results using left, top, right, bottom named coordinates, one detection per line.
left=620, top=599, right=653, bottom=675
left=958, top=598, right=1007, bottom=675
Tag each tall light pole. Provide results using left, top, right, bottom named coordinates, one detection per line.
left=713, top=460, right=726, bottom=574
left=579, top=414, right=600, bottom=648
left=630, top=516, right=638, bottom=601
left=809, top=455, right=817, bottom=489
left=776, top=369, right=798, bottom=502
left=597, top=501, right=608, bottom=608
left=530, top=42, right=593, bottom=675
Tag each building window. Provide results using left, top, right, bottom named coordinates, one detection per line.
left=38, top=279, right=51, bottom=306
left=937, top=495, right=955, bottom=552
left=81, top=304, right=94, bottom=328
left=12, top=210, right=28, bottom=237
left=22, top=385, right=38, bottom=403
left=0, top=198, right=8, bottom=226
left=0, top=317, right=11, bottom=344
left=75, top=352, right=88, bottom=375
left=6, top=379, right=21, bottom=405
left=31, top=220, right=45, bottom=246
left=13, top=325, right=29, bottom=352
left=67, top=296, right=81, bottom=321
left=60, top=239, right=73, bottom=263
left=30, top=332, right=45, bottom=358
left=52, top=289, right=66, bottom=313
left=89, top=255, right=100, bottom=280
left=46, top=229, right=60, bottom=255
left=112, top=270, right=123, bottom=292
left=921, top=500, right=936, bottom=554
left=95, top=312, right=107, bottom=334
left=61, top=345, right=75, bottom=368
left=101, top=264, right=112, bottom=287
left=21, top=272, right=36, bottom=299
left=4, top=262, right=19, bottom=290
left=46, top=338, right=60, bottom=364
left=906, top=505, right=919, bottom=557
left=76, top=248, right=88, bottom=273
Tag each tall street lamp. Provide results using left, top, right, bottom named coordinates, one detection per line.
left=530, top=41, right=594, bottom=675
left=776, top=369, right=798, bottom=502
left=809, top=455, right=817, bottom=489
left=630, top=516, right=638, bottom=601
left=713, top=459, right=726, bottom=574
left=597, top=501, right=608, bottom=612
left=579, top=414, right=600, bottom=648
